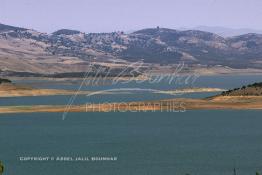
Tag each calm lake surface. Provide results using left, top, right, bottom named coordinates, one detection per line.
left=0, top=75, right=262, bottom=175
left=1, top=75, right=262, bottom=106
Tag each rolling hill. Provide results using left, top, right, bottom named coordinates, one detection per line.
left=222, top=82, right=262, bottom=96
left=0, top=23, right=262, bottom=75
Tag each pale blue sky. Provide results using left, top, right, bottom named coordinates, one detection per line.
left=0, top=0, right=262, bottom=33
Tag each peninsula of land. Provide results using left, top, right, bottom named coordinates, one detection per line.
left=0, top=81, right=262, bottom=114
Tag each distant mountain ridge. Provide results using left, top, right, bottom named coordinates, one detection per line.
left=0, top=23, right=262, bottom=74
left=192, top=26, right=262, bottom=37
left=0, top=23, right=27, bottom=32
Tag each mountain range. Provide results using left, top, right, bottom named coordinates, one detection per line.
left=0, top=23, right=262, bottom=74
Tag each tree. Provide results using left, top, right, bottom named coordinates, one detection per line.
left=234, top=168, right=237, bottom=175
left=256, top=172, right=260, bottom=175
left=0, top=161, right=4, bottom=175
left=0, top=78, right=11, bottom=84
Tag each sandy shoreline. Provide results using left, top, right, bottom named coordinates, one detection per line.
left=0, top=96, right=261, bottom=114
left=0, top=83, right=224, bottom=97
left=0, top=83, right=91, bottom=97
left=0, top=82, right=261, bottom=114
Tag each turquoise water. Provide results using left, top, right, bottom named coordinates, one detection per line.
left=0, top=111, right=262, bottom=175
left=1, top=75, right=262, bottom=106
left=14, top=75, right=262, bottom=90
left=1, top=75, right=262, bottom=175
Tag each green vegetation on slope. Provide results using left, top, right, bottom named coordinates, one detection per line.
left=0, top=78, right=11, bottom=84
left=222, top=82, right=262, bottom=96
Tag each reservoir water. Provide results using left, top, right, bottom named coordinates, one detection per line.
left=0, top=75, right=262, bottom=175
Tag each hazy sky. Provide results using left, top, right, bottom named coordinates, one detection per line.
left=0, top=0, right=262, bottom=33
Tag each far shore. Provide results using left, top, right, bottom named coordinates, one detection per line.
left=0, top=83, right=224, bottom=97
left=2, top=66, right=262, bottom=81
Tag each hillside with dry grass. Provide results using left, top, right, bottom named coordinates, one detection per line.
left=221, top=82, right=262, bottom=96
